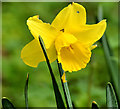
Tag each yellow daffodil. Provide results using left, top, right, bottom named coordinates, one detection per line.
left=21, top=3, right=106, bottom=72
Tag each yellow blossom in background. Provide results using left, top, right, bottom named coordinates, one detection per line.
left=21, top=3, right=106, bottom=72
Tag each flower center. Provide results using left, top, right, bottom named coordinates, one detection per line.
left=66, top=45, right=73, bottom=50
left=55, top=33, right=77, bottom=55
left=66, top=45, right=74, bottom=53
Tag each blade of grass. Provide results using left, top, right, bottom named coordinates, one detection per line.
left=57, top=61, right=73, bottom=109
left=98, top=4, right=119, bottom=103
left=92, top=101, right=99, bottom=109
left=106, top=82, right=118, bottom=108
left=39, top=36, right=65, bottom=109
left=24, top=73, right=29, bottom=109
left=2, top=97, right=16, bottom=109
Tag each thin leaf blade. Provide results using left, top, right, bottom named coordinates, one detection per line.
left=57, top=61, right=73, bottom=109
left=106, top=82, right=118, bottom=108
left=24, top=73, right=29, bottom=109
left=2, top=97, right=16, bottom=109
left=39, top=36, right=65, bottom=108
left=98, top=4, right=119, bottom=103
left=92, top=101, right=99, bottom=109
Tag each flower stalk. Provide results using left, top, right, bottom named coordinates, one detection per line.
left=98, top=5, right=119, bottom=103
left=24, top=73, right=29, bottom=109
left=38, top=36, right=65, bottom=108
left=57, top=61, right=73, bottom=109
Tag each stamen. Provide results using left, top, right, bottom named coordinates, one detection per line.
left=70, top=45, right=73, bottom=49
left=66, top=45, right=74, bottom=53
left=77, top=11, right=79, bottom=13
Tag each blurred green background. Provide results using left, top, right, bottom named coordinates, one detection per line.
left=2, top=2, right=118, bottom=107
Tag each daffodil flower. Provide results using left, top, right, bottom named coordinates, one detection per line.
left=21, top=3, right=106, bottom=72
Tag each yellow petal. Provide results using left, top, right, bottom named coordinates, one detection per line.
left=61, top=72, right=67, bottom=83
left=21, top=39, right=57, bottom=67
left=51, top=2, right=86, bottom=32
left=58, top=41, right=91, bottom=72
left=71, top=20, right=107, bottom=46
left=27, top=15, right=59, bottom=49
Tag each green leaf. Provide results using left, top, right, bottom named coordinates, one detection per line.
left=39, top=36, right=65, bottom=109
left=92, top=101, right=99, bottom=109
left=2, top=97, right=16, bottom=109
left=98, top=4, right=119, bottom=102
left=106, top=82, right=118, bottom=108
left=57, top=61, right=73, bottom=109
left=24, top=73, right=29, bottom=109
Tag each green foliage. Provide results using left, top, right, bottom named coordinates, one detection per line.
left=106, top=82, right=118, bottom=108
left=92, top=101, right=99, bottom=109
left=57, top=62, right=73, bottom=108
left=39, top=36, right=65, bottom=108
left=98, top=4, right=119, bottom=103
left=24, top=73, right=29, bottom=109
left=2, top=98, right=15, bottom=109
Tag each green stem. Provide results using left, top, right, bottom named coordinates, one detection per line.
left=39, top=36, right=65, bottom=108
left=24, top=73, right=29, bottom=109
left=57, top=60, right=73, bottom=109
left=98, top=5, right=119, bottom=103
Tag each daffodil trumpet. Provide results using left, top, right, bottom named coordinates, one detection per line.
left=21, top=2, right=106, bottom=72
